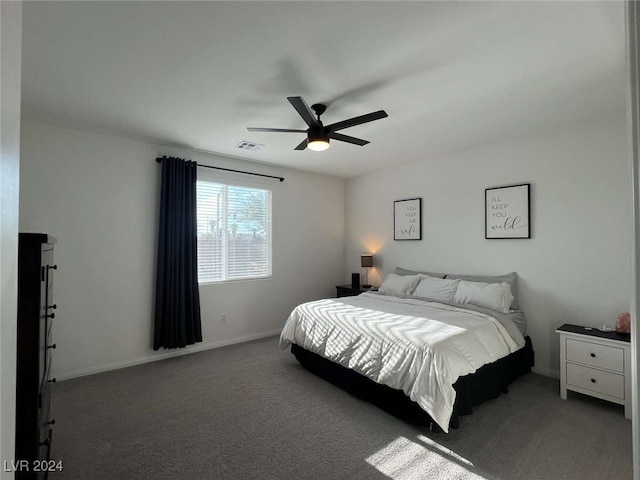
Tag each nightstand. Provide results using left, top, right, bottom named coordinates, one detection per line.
left=336, top=284, right=373, bottom=298
left=556, top=323, right=631, bottom=419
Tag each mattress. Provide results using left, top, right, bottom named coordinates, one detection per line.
left=280, top=292, right=525, bottom=432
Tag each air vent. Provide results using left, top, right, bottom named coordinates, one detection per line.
left=235, top=141, right=264, bottom=151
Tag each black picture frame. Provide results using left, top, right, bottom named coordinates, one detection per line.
left=485, top=183, right=531, bottom=239
left=394, top=198, right=422, bottom=240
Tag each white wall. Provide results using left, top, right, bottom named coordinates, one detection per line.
left=19, top=120, right=345, bottom=379
left=1, top=1, right=22, bottom=475
left=345, top=114, right=631, bottom=376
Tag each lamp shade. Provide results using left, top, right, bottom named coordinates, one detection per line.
left=361, top=254, right=373, bottom=268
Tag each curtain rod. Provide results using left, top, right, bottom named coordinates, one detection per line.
left=155, top=157, right=284, bottom=182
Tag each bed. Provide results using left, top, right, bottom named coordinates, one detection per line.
left=279, top=270, right=535, bottom=432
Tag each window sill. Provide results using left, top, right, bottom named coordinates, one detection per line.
left=198, top=276, right=272, bottom=286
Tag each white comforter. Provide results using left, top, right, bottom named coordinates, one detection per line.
left=279, top=292, right=525, bottom=432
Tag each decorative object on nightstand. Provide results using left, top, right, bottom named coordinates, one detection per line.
left=616, top=312, right=631, bottom=334
left=556, top=323, right=631, bottom=419
left=336, top=284, right=372, bottom=298
left=351, top=273, right=360, bottom=289
left=360, top=254, right=373, bottom=288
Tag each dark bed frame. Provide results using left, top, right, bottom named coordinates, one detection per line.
left=291, top=336, right=534, bottom=431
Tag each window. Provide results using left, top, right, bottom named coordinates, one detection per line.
left=196, top=177, right=272, bottom=283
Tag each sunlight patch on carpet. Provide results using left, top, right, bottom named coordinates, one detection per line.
left=365, top=435, right=485, bottom=480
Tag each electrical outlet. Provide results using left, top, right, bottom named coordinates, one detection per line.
left=220, top=313, right=227, bottom=324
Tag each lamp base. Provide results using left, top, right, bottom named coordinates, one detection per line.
left=362, top=284, right=372, bottom=288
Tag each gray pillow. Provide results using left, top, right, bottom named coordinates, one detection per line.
left=444, top=272, right=519, bottom=310
left=394, top=266, right=445, bottom=279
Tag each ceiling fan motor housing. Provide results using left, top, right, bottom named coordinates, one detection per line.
left=308, top=125, right=329, bottom=142
left=311, top=103, right=327, bottom=117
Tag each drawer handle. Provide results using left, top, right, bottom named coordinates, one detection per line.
left=46, top=313, right=55, bottom=319
left=590, top=353, right=596, bottom=358
left=48, top=378, right=56, bottom=384
left=47, top=344, right=56, bottom=350
left=590, top=378, right=596, bottom=383
left=48, top=265, right=57, bottom=270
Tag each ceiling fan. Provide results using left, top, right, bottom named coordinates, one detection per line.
left=247, top=96, right=388, bottom=151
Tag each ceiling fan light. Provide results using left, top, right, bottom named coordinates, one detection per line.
left=308, top=139, right=330, bottom=151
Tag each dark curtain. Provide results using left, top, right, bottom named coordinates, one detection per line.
left=153, top=156, right=203, bottom=350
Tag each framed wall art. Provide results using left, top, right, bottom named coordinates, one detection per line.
left=394, top=198, right=422, bottom=240
left=485, top=183, right=530, bottom=239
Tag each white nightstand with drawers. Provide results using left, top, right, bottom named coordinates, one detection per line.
left=556, top=324, right=631, bottom=419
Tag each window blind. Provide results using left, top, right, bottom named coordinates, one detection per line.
left=196, top=179, right=272, bottom=283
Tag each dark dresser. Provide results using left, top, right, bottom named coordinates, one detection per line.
left=16, top=234, right=57, bottom=479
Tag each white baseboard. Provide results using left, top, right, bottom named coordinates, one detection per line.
left=532, top=365, right=560, bottom=379
left=55, top=329, right=282, bottom=381
left=56, top=331, right=563, bottom=382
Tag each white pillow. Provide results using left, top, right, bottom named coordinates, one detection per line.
left=453, top=280, right=514, bottom=314
left=378, top=274, right=420, bottom=297
left=413, top=275, right=460, bottom=303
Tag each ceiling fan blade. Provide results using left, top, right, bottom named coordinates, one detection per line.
left=326, top=110, right=388, bottom=132
left=330, top=132, right=370, bottom=146
left=287, top=96, right=319, bottom=128
left=247, top=127, right=307, bottom=133
left=294, top=138, right=308, bottom=150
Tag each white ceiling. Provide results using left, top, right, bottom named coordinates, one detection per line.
left=21, top=1, right=626, bottom=178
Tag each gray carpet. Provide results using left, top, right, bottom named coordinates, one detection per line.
left=50, top=336, right=632, bottom=480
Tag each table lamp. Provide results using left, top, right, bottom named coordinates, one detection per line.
left=361, top=254, right=373, bottom=288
